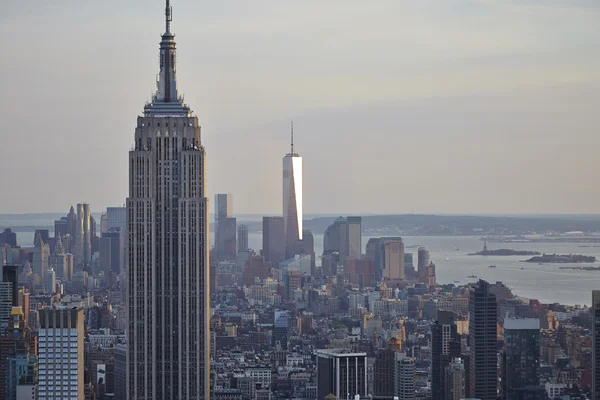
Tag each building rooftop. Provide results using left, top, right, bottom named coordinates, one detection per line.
left=504, top=317, right=540, bottom=330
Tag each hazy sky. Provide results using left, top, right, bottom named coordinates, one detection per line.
left=2, top=0, right=600, bottom=215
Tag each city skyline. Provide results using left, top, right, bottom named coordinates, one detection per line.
left=2, top=1, right=600, bottom=215
left=1, top=2, right=600, bottom=399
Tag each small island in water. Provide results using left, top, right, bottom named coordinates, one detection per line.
left=525, top=254, right=596, bottom=263
left=468, top=240, right=540, bottom=256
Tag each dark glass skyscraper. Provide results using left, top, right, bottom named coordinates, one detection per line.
left=502, top=318, right=541, bottom=400
left=127, top=1, right=210, bottom=398
left=469, top=279, right=498, bottom=400
left=262, top=216, right=285, bottom=266
left=432, top=311, right=462, bottom=400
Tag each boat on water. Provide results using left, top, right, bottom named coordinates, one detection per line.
left=521, top=267, right=525, bottom=270
left=445, top=257, right=450, bottom=261
left=489, top=265, right=496, bottom=268
left=453, top=280, right=460, bottom=283
left=468, top=275, right=477, bottom=278
left=454, top=247, right=459, bottom=251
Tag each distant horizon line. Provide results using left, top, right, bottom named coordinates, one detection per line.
left=2, top=212, right=600, bottom=218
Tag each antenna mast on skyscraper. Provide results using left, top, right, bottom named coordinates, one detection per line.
left=291, top=121, right=294, bottom=155
left=165, top=0, right=173, bottom=34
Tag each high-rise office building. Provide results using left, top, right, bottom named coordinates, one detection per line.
left=64, top=254, right=74, bottom=281
left=316, top=349, right=367, bottom=400
left=428, top=262, right=437, bottom=286
left=395, top=354, right=416, bottom=400
left=32, top=232, right=49, bottom=284
left=114, top=343, right=127, bottom=400
left=283, top=123, right=302, bottom=259
left=237, top=224, right=249, bottom=253
left=273, top=310, right=289, bottom=350
left=346, top=216, right=362, bottom=260
left=445, top=358, right=465, bottom=400
left=0, top=228, right=17, bottom=248
left=46, top=268, right=55, bottom=294
left=99, top=230, right=124, bottom=276
left=404, top=252, right=415, bottom=280
left=50, top=236, right=67, bottom=280
left=373, top=338, right=402, bottom=398
left=0, top=265, right=18, bottom=332
left=106, top=207, right=127, bottom=234
left=66, top=206, right=77, bottom=237
left=38, top=307, right=84, bottom=400
left=432, top=311, right=461, bottom=400
left=75, top=203, right=84, bottom=264
left=503, top=318, right=541, bottom=400
left=127, top=2, right=210, bottom=398
left=594, top=291, right=600, bottom=400
left=366, top=237, right=405, bottom=281
left=295, top=229, right=316, bottom=273
left=221, top=217, right=237, bottom=260
left=54, top=217, right=68, bottom=240
left=468, top=279, right=498, bottom=400
left=417, top=247, right=430, bottom=284
left=382, top=237, right=405, bottom=281
left=214, top=194, right=233, bottom=261
left=83, top=203, right=92, bottom=264
left=262, top=217, right=285, bottom=266
left=324, top=217, right=348, bottom=258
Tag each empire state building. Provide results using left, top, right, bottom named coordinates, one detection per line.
left=127, top=1, right=210, bottom=399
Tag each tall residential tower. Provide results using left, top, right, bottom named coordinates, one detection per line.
left=127, top=1, right=210, bottom=399
left=283, top=122, right=302, bottom=259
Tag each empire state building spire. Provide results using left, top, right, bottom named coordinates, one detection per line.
left=165, top=0, right=172, bottom=34
left=144, top=0, right=191, bottom=116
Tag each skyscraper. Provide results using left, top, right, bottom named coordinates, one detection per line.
left=75, top=203, right=84, bottom=264
left=283, top=123, right=302, bottom=259
left=324, top=217, right=348, bottom=255
left=502, top=318, right=541, bottom=400
left=214, top=194, right=235, bottom=261
left=432, top=311, right=461, bottom=400
left=237, top=224, right=249, bottom=253
left=66, top=206, right=77, bottom=239
left=46, top=268, right=55, bottom=294
left=38, top=307, right=84, bottom=400
left=127, top=2, right=210, bottom=398
left=374, top=338, right=402, bottom=398
left=346, top=216, right=362, bottom=260
left=395, top=354, right=416, bottom=400
left=54, top=217, right=68, bottom=240
left=50, top=236, right=67, bottom=280
left=273, top=310, right=289, bottom=350
left=78, top=203, right=92, bottom=264
left=100, top=230, right=124, bottom=275
left=417, top=247, right=430, bottom=284
left=445, top=358, right=466, bottom=400
left=32, top=232, right=49, bottom=284
left=382, top=237, right=405, bottom=281
left=469, top=279, right=498, bottom=400
left=316, top=349, right=367, bottom=400
left=594, top=291, right=600, bottom=400
left=262, top=217, right=285, bottom=266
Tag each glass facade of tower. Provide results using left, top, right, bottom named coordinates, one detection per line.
left=283, top=154, right=302, bottom=259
